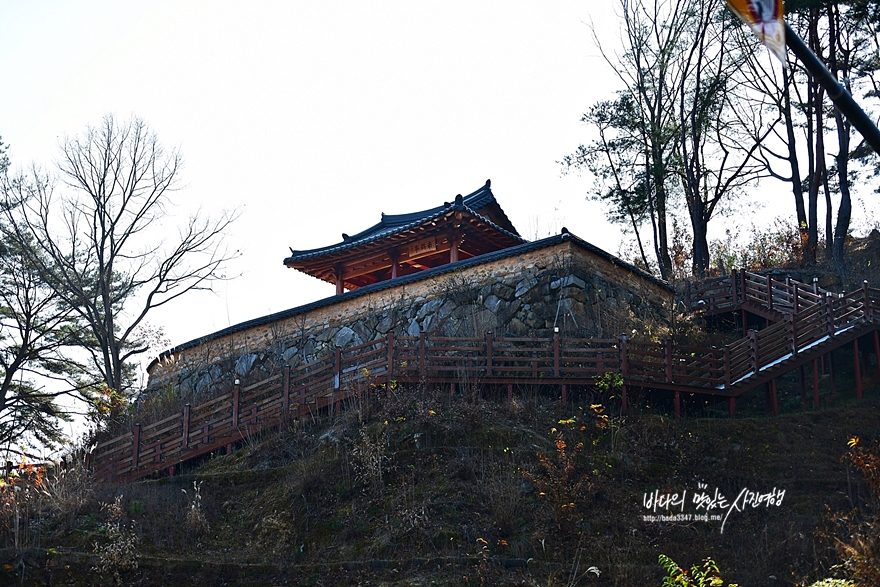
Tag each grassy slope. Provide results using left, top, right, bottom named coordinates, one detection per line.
left=13, top=382, right=879, bottom=587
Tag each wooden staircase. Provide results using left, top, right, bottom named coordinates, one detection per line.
left=90, top=271, right=880, bottom=482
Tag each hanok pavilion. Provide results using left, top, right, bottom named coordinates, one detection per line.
left=283, top=180, right=524, bottom=294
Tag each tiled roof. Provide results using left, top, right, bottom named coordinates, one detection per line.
left=283, top=180, right=520, bottom=265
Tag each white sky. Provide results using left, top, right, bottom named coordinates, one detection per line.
left=1, top=1, right=872, bottom=358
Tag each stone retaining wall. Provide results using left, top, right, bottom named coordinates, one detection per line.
left=147, top=235, right=673, bottom=400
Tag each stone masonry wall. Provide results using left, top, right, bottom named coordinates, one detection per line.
left=146, top=239, right=673, bottom=401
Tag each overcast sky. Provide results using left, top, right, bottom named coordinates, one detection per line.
left=1, top=1, right=869, bottom=359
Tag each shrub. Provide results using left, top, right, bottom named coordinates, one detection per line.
left=658, top=554, right=738, bottom=587
left=93, top=495, right=139, bottom=584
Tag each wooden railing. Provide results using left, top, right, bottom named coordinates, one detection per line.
left=91, top=282, right=880, bottom=481
left=686, top=270, right=825, bottom=314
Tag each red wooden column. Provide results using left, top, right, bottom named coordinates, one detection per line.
left=854, top=338, right=863, bottom=400
left=334, top=264, right=344, bottom=295
left=448, top=230, right=460, bottom=263
left=674, top=391, right=681, bottom=419
left=729, top=397, right=736, bottom=418
left=507, top=383, right=513, bottom=402
left=812, top=358, right=820, bottom=408
left=389, top=249, right=400, bottom=279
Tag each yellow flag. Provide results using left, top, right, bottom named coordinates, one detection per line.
left=726, top=0, right=786, bottom=62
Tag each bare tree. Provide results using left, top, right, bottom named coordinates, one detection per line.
left=6, top=115, right=239, bottom=396
left=674, top=0, right=778, bottom=276
left=0, top=170, right=88, bottom=456
left=563, top=0, right=694, bottom=281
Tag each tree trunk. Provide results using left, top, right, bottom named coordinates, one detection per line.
left=782, top=68, right=807, bottom=241
left=829, top=3, right=851, bottom=281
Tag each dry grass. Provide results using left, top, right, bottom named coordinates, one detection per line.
left=5, top=384, right=880, bottom=586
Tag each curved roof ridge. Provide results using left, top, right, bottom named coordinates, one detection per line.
left=284, top=180, right=518, bottom=264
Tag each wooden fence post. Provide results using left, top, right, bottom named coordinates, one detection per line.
left=729, top=272, right=736, bottom=305
left=789, top=314, right=798, bottom=356
left=132, top=423, right=141, bottom=470
left=182, top=404, right=191, bottom=449
left=386, top=332, right=395, bottom=378
left=825, top=294, right=836, bottom=336
left=674, top=391, right=680, bottom=419
left=486, top=332, right=493, bottom=377
left=619, top=334, right=628, bottom=412
left=748, top=329, right=758, bottom=374
left=767, top=274, right=773, bottom=310
left=281, top=365, right=291, bottom=414
left=864, top=280, right=871, bottom=320
left=231, top=381, right=240, bottom=429
left=723, top=346, right=731, bottom=390
left=334, top=346, right=342, bottom=391
left=793, top=282, right=800, bottom=313
left=419, top=332, right=426, bottom=378
left=553, top=332, right=560, bottom=377
left=664, top=339, right=673, bottom=383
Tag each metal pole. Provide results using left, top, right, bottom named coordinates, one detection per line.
left=785, top=23, right=880, bottom=155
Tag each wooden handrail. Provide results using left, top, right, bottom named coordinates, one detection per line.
left=93, top=282, right=880, bottom=481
